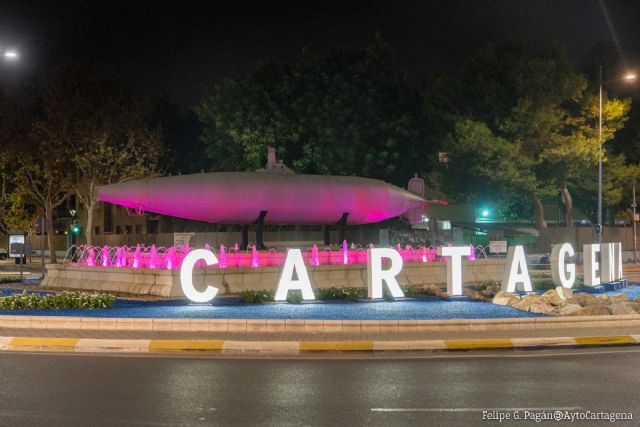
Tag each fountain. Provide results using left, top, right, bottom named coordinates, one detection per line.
left=132, top=244, right=141, bottom=268
left=311, top=244, right=320, bottom=266
left=251, top=245, right=260, bottom=268
left=468, top=243, right=476, bottom=261
left=86, top=248, right=95, bottom=267
left=102, top=246, right=110, bottom=267
left=342, top=240, right=349, bottom=265
left=149, top=245, right=159, bottom=269
left=219, top=244, right=227, bottom=268
left=65, top=239, right=479, bottom=271
left=52, top=239, right=500, bottom=299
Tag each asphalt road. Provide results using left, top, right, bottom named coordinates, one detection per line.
left=0, top=349, right=637, bottom=426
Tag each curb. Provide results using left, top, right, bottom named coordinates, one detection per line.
left=1, top=314, right=639, bottom=333
left=1, top=335, right=639, bottom=354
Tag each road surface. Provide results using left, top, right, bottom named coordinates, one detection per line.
left=0, top=349, right=637, bottom=426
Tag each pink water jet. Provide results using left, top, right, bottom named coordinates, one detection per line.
left=342, top=240, right=349, bottom=265
left=132, top=244, right=141, bottom=269
left=251, top=245, right=259, bottom=268
left=468, top=244, right=476, bottom=261
left=86, top=248, right=95, bottom=267
left=115, top=246, right=126, bottom=267
left=74, top=242, right=453, bottom=270
left=149, top=245, right=159, bottom=269
left=102, top=246, right=110, bottom=267
left=219, top=244, right=227, bottom=268
left=166, top=246, right=176, bottom=269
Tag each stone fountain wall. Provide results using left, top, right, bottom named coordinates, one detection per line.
left=43, top=259, right=506, bottom=298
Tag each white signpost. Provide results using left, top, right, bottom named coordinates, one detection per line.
left=489, top=240, right=508, bottom=254
left=173, top=232, right=195, bottom=247
left=8, top=234, right=25, bottom=258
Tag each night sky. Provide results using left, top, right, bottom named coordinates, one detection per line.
left=2, top=0, right=640, bottom=106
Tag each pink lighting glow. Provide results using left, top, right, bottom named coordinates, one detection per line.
left=66, top=242, right=464, bottom=270
left=219, top=244, right=227, bottom=268
left=96, top=172, right=427, bottom=226
left=132, top=244, right=141, bottom=268
left=468, top=243, right=476, bottom=261
left=342, top=240, right=349, bottom=265
left=251, top=245, right=260, bottom=267
left=86, top=249, right=95, bottom=267
left=149, top=245, right=159, bottom=269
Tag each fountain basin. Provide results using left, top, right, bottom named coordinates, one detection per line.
left=43, top=259, right=506, bottom=297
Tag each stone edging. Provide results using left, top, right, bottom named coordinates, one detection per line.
left=0, top=314, right=638, bottom=333
left=0, top=334, right=638, bottom=354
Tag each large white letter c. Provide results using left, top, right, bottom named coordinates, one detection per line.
left=180, top=249, right=219, bottom=303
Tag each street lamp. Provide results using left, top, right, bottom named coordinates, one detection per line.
left=0, top=47, right=19, bottom=61
left=2, top=50, right=18, bottom=60
left=597, top=67, right=636, bottom=245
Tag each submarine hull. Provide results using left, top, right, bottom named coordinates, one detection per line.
left=97, top=172, right=425, bottom=225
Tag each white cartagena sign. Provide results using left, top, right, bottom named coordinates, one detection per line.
left=179, top=242, right=624, bottom=303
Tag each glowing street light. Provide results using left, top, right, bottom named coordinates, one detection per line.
left=0, top=47, right=19, bottom=63
left=3, top=50, right=18, bottom=60
left=624, top=73, right=637, bottom=81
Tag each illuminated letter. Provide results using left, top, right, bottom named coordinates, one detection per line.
left=550, top=243, right=575, bottom=288
left=501, top=245, right=532, bottom=293
left=583, top=244, right=600, bottom=287
left=600, top=243, right=615, bottom=283
left=367, top=248, right=405, bottom=299
left=275, top=249, right=315, bottom=301
left=439, top=246, right=471, bottom=296
left=614, top=242, right=623, bottom=280
left=180, top=249, right=219, bottom=303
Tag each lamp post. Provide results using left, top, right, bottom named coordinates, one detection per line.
left=632, top=179, right=637, bottom=263
left=596, top=67, right=636, bottom=245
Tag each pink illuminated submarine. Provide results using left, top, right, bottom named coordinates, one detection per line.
left=97, top=148, right=444, bottom=226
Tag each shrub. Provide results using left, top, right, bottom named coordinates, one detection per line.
left=532, top=276, right=556, bottom=291
left=477, top=280, right=501, bottom=292
left=239, top=289, right=275, bottom=304
left=286, top=290, right=303, bottom=304
left=0, top=291, right=114, bottom=310
left=0, top=276, right=22, bottom=285
left=401, top=285, right=416, bottom=297
left=315, top=287, right=367, bottom=300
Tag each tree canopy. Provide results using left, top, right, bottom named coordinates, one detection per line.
left=428, top=43, right=632, bottom=227
left=197, top=36, right=427, bottom=186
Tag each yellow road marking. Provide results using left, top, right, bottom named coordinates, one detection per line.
left=445, top=339, right=513, bottom=350
left=8, top=337, right=79, bottom=350
left=148, top=340, right=224, bottom=352
left=574, top=336, right=636, bottom=346
left=299, top=341, right=374, bottom=351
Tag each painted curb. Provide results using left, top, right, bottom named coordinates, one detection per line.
left=0, top=335, right=638, bottom=354
left=0, top=314, right=639, bottom=333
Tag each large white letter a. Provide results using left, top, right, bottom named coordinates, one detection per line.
left=275, top=249, right=315, bottom=301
